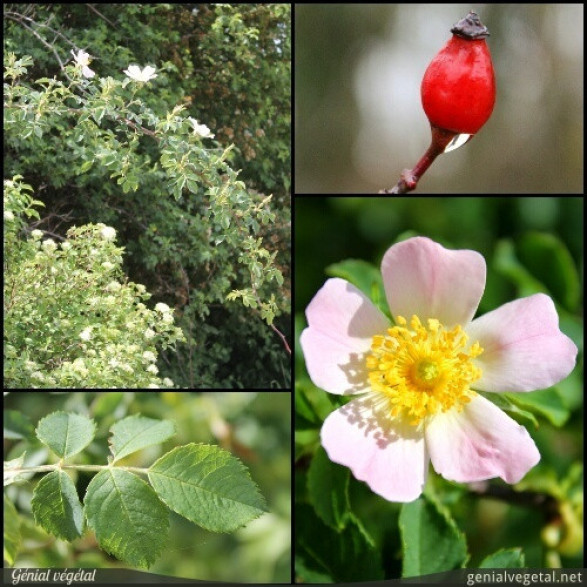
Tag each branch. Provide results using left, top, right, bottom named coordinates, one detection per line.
left=380, top=126, right=458, bottom=194
left=86, top=4, right=118, bottom=29
left=469, top=482, right=559, bottom=521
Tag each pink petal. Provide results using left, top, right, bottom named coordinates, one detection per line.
left=426, top=395, right=540, bottom=484
left=300, top=278, right=390, bottom=395
left=381, top=237, right=486, bottom=327
left=321, top=395, right=428, bottom=502
left=466, top=294, right=578, bottom=392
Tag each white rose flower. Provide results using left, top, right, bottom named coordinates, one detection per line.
left=42, top=239, right=57, bottom=252
left=123, top=64, right=158, bottom=82
left=161, top=313, right=174, bottom=324
left=155, top=303, right=171, bottom=313
left=80, top=327, right=92, bottom=341
left=187, top=117, right=215, bottom=138
left=100, top=226, right=117, bottom=241
left=71, top=49, right=96, bottom=78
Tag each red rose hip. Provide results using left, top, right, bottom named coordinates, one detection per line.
left=382, top=12, right=496, bottom=194
left=421, top=11, right=496, bottom=135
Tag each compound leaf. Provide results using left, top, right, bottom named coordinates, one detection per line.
left=85, top=468, right=169, bottom=569
left=35, top=412, right=95, bottom=459
left=148, top=443, right=266, bottom=533
left=31, top=470, right=83, bottom=541
left=109, top=415, right=175, bottom=464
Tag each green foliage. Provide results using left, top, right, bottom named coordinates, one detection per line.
left=148, top=444, right=267, bottom=533
left=307, top=446, right=350, bottom=531
left=85, top=468, right=169, bottom=568
left=6, top=408, right=266, bottom=570
left=4, top=181, right=185, bottom=388
left=110, top=415, right=175, bottom=463
left=32, top=471, right=85, bottom=541
left=399, top=496, right=468, bottom=577
left=36, top=411, right=96, bottom=458
left=296, top=503, right=383, bottom=582
left=4, top=496, right=21, bottom=565
left=479, top=548, right=525, bottom=568
left=3, top=3, right=291, bottom=388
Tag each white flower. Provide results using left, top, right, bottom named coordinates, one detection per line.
left=31, top=229, right=43, bottom=240
left=143, top=351, right=157, bottom=362
left=161, top=313, right=174, bottom=325
left=79, top=327, right=92, bottom=341
left=100, top=226, right=116, bottom=241
left=42, top=239, right=57, bottom=252
left=4, top=210, right=14, bottom=221
left=163, top=377, right=174, bottom=387
left=123, top=64, right=158, bottom=82
left=155, top=302, right=171, bottom=313
left=101, top=261, right=115, bottom=270
left=71, top=49, right=95, bottom=78
left=144, top=328, right=156, bottom=339
left=147, top=364, right=159, bottom=375
left=187, top=117, right=215, bottom=138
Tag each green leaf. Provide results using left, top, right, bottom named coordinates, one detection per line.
left=517, top=233, right=580, bottom=312
left=148, top=443, right=266, bottom=532
left=504, top=388, right=570, bottom=427
left=494, top=240, right=546, bottom=298
left=3, top=410, right=35, bottom=440
left=399, top=495, right=468, bottom=577
left=479, top=547, right=526, bottom=568
left=31, top=470, right=84, bottom=541
left=85, top=468, right=169, bottom=568
left=480, top=392, right=538, bottom=429
left=307, top=446, right=350, bottom=531
left=4, top=495, right=21, bottom=565
left=35, top=411, right=96, bottom=459
left=296, top=503, right=382, bottom=582
left=109, top=415, right=175, bottom=464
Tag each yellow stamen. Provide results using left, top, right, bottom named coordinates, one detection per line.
left=366, top=315, right=483, bottom=426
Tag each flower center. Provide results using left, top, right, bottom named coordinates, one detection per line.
left=366, top=315, right=483, bottom=426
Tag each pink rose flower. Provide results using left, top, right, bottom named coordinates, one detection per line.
left=300, top=237, right=577, bottom=502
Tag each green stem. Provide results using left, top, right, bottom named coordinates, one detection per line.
left=8, top=463, right=150, bottom=475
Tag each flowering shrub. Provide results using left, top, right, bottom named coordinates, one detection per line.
left=3, top=3, right=291, bottom=387
left=4, top=177, right=185, bottom=388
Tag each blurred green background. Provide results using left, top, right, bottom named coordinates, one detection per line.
left=4, top=392, right=291, bottom=582
left=295, top=4, right=583, bottom=193
left=295, top=196, right=583, bottom=571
